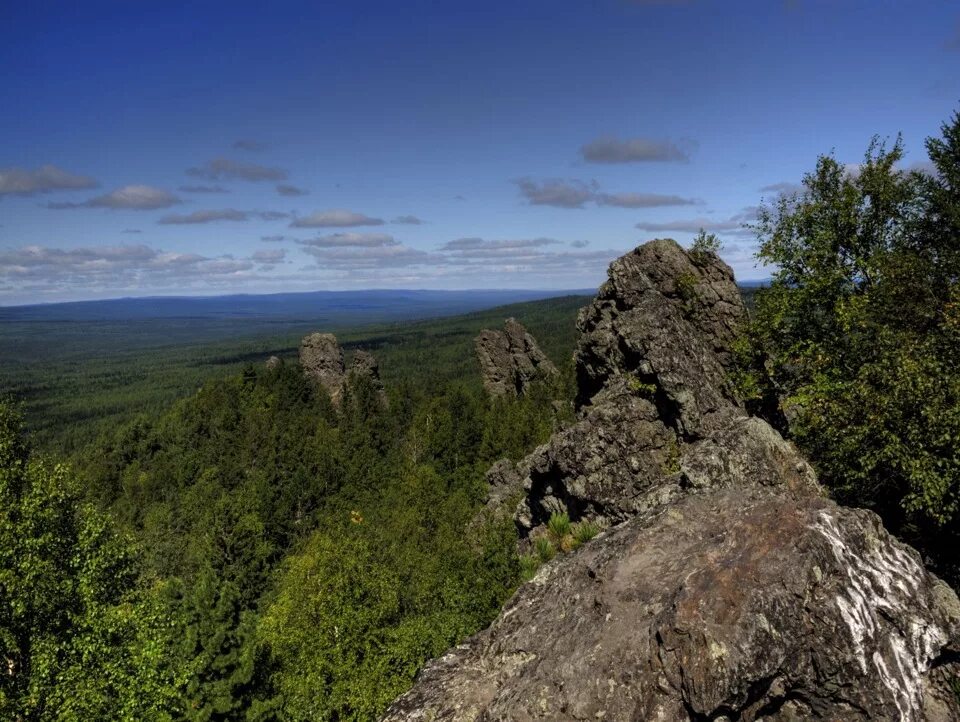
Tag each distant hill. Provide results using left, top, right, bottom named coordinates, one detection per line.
left=0, top=289, right=594, bottom=323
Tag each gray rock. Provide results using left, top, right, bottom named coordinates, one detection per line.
left=348, top=349, right=387, bottom=403
left=383, top=489, right=960, bottom=721
left=265, top=355, right=282, bottom=369
left=385, top=238, right=960, bottom=721
left=299, top=332, right=345, bottom=403
left=475, top=318, right=558, bottom=397
left=513, top=239, right=807, bottom=537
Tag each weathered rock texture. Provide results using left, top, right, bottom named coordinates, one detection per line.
left=386, top=488, right=960, bottom=721
left=475, top=318, right=558, bottom=397
left=349, top=349, right=387, bottom=403
left=299, top=333, right=387, bottom=406
left=383, top=239, right=960, bottom=721
left=299, top=332, right=346, bottom=402
left=511, top=238, right=815, bottom=537
left=265, top=355, right=282, bottom=369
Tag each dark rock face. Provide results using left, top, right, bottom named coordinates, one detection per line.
left=299, top=332, right=345, bottom=402
left=385, top=489, right=960, bottom=721
left=349, top=349, right=387, bottom=401
left=383, top=239, right=960, bottom=721
left=475, top=318, right=558, bottom=397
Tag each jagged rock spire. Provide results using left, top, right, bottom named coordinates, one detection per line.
left=474, top=318, right=558, bottom=396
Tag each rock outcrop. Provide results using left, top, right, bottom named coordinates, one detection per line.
left=265, top=355, right=282, bottom=369
left=383, top=239, right=960, bottom=721
left=299, top=333, right=385, bottom=405
left=475, top=318, right=558, bottom=396
left=299, top=332, right=345, bottom=401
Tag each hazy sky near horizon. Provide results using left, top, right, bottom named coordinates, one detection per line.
left=1, top=0, right=958, bottom=304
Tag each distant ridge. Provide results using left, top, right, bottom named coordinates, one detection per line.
left=0, top=289, right=596, bottom=322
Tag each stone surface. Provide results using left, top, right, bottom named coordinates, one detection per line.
left=384, top=239, right=960, bottom=721
left=349, top=349, right=387, bottom=402
left=475, top=318, right=558, bottom=397
left=509, top=239, right=810, bottom=537
left=299, top=332, right=345, bottom=402
left=384, top=489, right=960, bottom=721
left=265, top=355, right=282, bottom=369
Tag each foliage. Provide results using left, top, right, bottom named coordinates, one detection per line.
left=738, top=108, right=960, bottom=584
left=6, top=296, right=585, bottom=719
left=691, top=227, right=723, bottom=261
left=0, top=400, right=181, bottom=720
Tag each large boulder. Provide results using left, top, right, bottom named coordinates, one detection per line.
left=384, top=488, right=960, bottom=721
left=384, top=239, right=960, bottom=721
left=299, top=332, right=345, bottom=402
left=475, top=318, right=558, bottom=397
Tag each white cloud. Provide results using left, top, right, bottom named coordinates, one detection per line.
left=186, top=157, right=287, bottom=182
left=46, top=185, right=181, bottom=210
left=157, top=209, right=289, bottom=224
left=635, top=207, right=758, bottom=238
left=516, top=178, right=597, bottom=208
left=595, top=192, right=699, bottom=208
left=0, top=165, right=98, bottom=196
left=290, top=209, right=385, bottom=228
left=298, top=232, right=397, bottom=248
left=580, top=136, right=693, bottom=163
left=179, top=184, right=230, bottom=194
left=252, top=249, right=286, bottom=263
left=159, top=209, right=249, bottom=224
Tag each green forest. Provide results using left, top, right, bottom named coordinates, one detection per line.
left=3, top=108, right=960, bottom=720
left=0, top=296, right=583, bottom=720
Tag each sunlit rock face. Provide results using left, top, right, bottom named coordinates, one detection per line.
left=384, top=489, right=960, bottom=721
left=474, top=318, right=558, bottom=397
left=383, top=239, right=960, bottom=722
left=299, top=332, right=345, bottom=402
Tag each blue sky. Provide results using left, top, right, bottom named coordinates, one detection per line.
left=1, top=0, right=957, bottom=304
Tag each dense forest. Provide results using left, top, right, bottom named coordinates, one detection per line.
left=0, top=297, right=582, bottom=720
left=3, top=107, right=960, bottom=720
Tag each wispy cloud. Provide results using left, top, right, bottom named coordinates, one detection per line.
left=298, top=232, right=397, bottom=248
left=252, top=248, right=286, bottom=263
left=122, top=228, right=142, bottom=234
left=580, top=136, right=693, bottom=163
left=300, top=243, right=429, bottom=269
left=277, top=183, right=308, bottom=197
left=179, top=184, right=230, bottom=194
left=438, top=237, right=560, bottom=253
left=635, top=207, right=758, bottom=237
left=46, top=185, right=181, bottom=210
left=261, top=234, right=292, bottom=243
left=290, top=209, right=385, bottom=228
left=392, top=215, right=425, bottom=225
left=0, top=244, right=261, bottom=295
left=0, top=165, right=98, bottom=197
left=515, top=178, right=598, bottom=208
left=516, top=177, right=698, bottom=209
left=595, top=192, right=699, bottom=208
left=158, top=209, right=290, bottom=224
left=186, top=157, right=287, bottom=182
